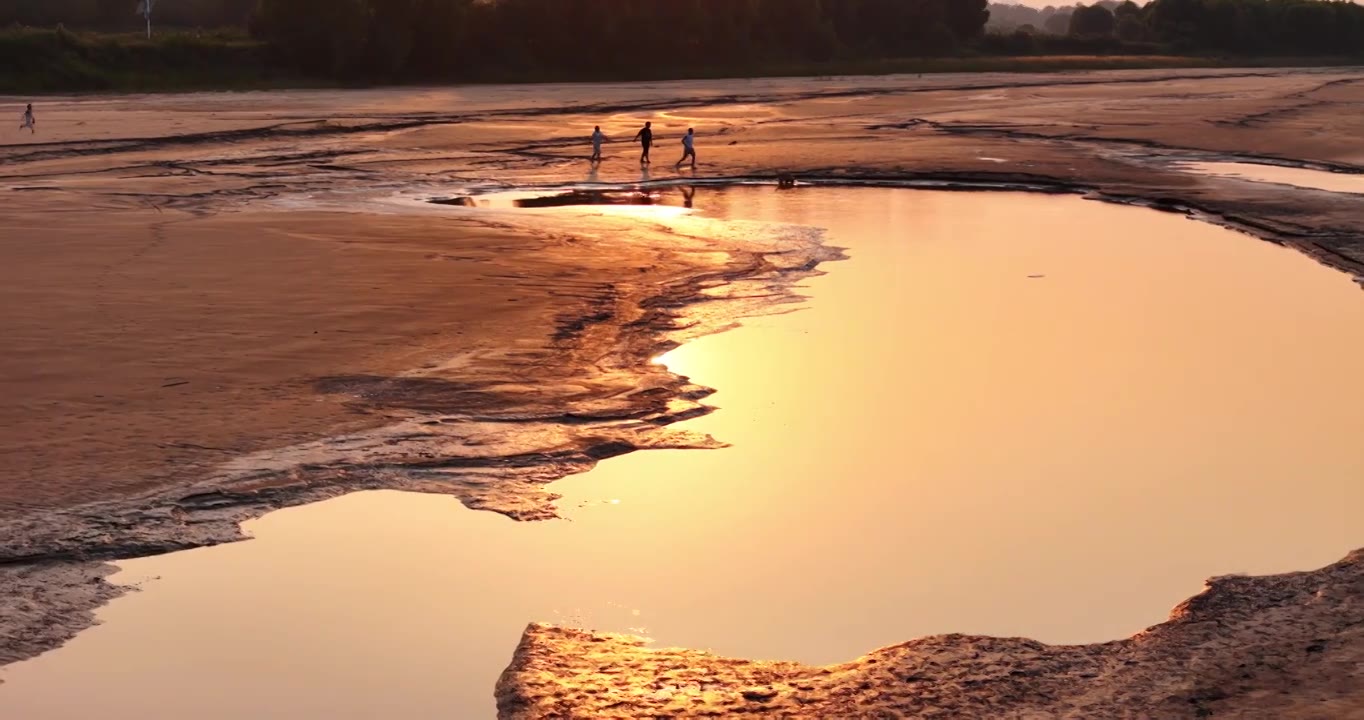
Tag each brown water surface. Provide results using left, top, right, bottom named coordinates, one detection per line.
left=1, top=188, right=1360, bottom=719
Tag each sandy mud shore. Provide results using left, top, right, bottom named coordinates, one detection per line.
left=498, top=550, right=1364, bottom=718
left=1, top=67, right=1362, bottom=705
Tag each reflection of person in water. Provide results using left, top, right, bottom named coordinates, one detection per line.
left=633, top=121, right=652, bottom=165
left=590, top=125, right=605, bottom=163
left=681, top=186, right=695, bottom=208
left=676, top=128, right=696, bottom=169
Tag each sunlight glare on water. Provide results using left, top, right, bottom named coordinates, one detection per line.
left=0, top=188, right=1359, bottom=720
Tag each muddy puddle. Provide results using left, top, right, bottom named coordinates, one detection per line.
left=434, top=188, right=687, bottom=209
left=430, top=182, right=747, bottom=210
left=2, top=188, right=1361, bottom=719
left=1178, top=160, right=1364, bottom=194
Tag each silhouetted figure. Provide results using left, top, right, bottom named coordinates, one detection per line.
left=633, top=121, right=653, bottom=165
left=676, top=128, right=697, bottom=169
left=20, top=104, right=35, bottom=134
left=590, top=126, right=605, bottom=163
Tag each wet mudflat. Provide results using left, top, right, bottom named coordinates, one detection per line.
left=1, top=187, right=1359, bottom=719
left=1177, top=160, right=1364, bottom=194
left=5, top=67, right=1363, bottom=545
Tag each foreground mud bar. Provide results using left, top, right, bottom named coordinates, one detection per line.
left=497, top=549, right=1362, bottom=718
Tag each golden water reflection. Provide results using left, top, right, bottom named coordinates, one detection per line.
left=1, top=188, right=1360, bottom=719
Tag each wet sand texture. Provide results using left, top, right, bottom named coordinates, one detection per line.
left=3, top=68, right=1362, bottom=520
left=497, top=551, right=1364, bottom=719
left=1, top=67, right=1362, bottom=672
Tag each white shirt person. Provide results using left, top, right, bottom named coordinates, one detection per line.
left=20, top=104, right=35, bottom=134
left=590, top=126, right=605, bottom=163
left=677, top=127, right=696, bottom=168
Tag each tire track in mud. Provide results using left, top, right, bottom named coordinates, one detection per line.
left=90, top=218, right=171, bottom=326
left=1213, top=76, right=1364, bottom=128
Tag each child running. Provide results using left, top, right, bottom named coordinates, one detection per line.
left=590, top=125, right=605, bottom=163
left=676, top=128, right=697, bottom=169
left=20, top=104, right=35, bottom=134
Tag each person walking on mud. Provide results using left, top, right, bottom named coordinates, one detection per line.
left=676, top=128, right=697, bottom=169
left=19, top=103, right=35, bottom=134
left=633, top=121, right=653, bottom=165
left=590, top=125, right=605, bottom=163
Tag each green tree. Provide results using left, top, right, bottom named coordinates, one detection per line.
left=255, top=0, right=368, bottom=75
left=1044, top=11, right=1073, bottom=34
left=1115, top=14, right=1146, bottom=41
left=1070, top=4, right=1117, bottom=36
left=946, top=0, right=991, bottom=40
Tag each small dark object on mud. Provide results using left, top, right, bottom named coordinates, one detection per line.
left=514, top=190, right=659, bottom=209
left=742, top=688, right=779, bottom=702
left=432, top=196, right=476, bottom=207
left=777, top=174, right=797, bottom=189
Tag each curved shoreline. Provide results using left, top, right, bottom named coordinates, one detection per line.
left=2, top=69, right=1361, bottom=697
left=496, top=549, right=1364, bottom=718
left=440, top=169, right=1364, bottom=283
left=9, top=164, right=1362, bottom=568
left=0, top=202, right=843, bottom=667
left=2, top=173, right=1361, bottom=672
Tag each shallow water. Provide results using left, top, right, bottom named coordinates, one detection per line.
left=2, top=188, right=1361, bottom=719
left=1179, top=161, right=1364, bottom=194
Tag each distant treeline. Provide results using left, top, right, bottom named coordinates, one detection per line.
left=2, top=0, right=1362, bottom=93
left=253, top=0, right=990, bottom=80
left=252, top=0, right=1364, bottom=81
left=987, top=2, right=1087, bottom=35
left=1, top=0, right=257, bottom=30
left=0, top=26, right=268, bottom=92
left=986, top=0, right=1364, bottom=55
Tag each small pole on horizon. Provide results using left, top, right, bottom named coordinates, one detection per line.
left=138, top=0, right=156, bottom=39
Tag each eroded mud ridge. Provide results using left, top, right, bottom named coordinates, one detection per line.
left=498, top=551, right=1364, bottom=718
left=2, top=67, right=1362, bottom=674
left=0, top=206, right=841, bottom=665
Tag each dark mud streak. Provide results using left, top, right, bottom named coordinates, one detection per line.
left=1215, top=76, right=1364, bottom=127
left=871, top=117, right=1364, bottom=175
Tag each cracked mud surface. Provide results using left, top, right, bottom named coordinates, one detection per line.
left=2, top=67, right=1362, bottom=678
left=497, top=551, right=1364, bottom=719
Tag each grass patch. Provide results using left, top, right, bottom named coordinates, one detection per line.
left=0, top=27, right=287, bottom=94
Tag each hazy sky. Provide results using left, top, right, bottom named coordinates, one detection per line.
left=999, top=0, right=1145, bottom=6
